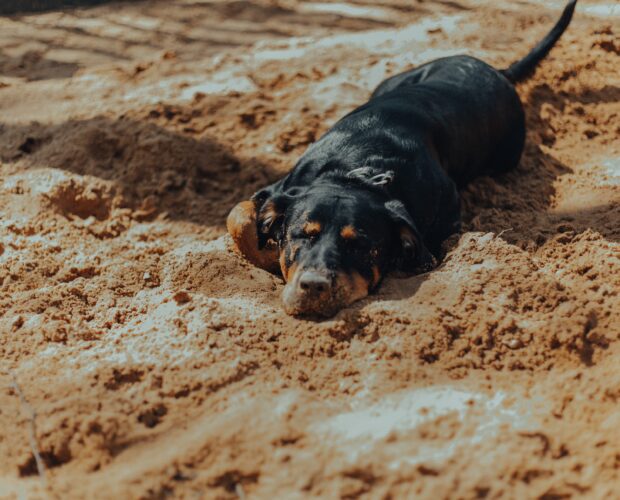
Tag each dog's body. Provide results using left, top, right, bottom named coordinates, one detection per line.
left=271, top=55, right=524, bottom=256
left=228, top=1, right=578, bottom=317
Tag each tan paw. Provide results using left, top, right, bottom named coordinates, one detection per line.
left=226, top=200, right=280, bottom=274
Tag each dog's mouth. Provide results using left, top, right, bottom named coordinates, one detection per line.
left=281, top=268, right=370, bottom=318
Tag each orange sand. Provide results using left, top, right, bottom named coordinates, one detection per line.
left=1, top=1, right=618, bottom=498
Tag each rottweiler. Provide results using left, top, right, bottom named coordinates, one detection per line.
left=227, top=0, right=578, bottom=317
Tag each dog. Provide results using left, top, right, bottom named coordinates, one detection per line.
left=227, top=0, right=577, bottom=317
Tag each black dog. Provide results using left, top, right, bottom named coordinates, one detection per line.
left=227, top=0, right=577, bottom=317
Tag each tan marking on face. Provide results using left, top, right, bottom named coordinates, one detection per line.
left=303, top=221, right=322, bottom=236
left=340, top=225, right=357, bottom=240
left=290, top=244, right=300, bottom=261
left=286, top=262, right=299, bottom=283
left=279, top=249, right=299, bottom=282
left=334, top=270, right=370, bottom=306
left=347, top=271, right=371, bottom=303
left=371, top=265, right=381, bottom=287
left=279, top=250, right=287, bottom=280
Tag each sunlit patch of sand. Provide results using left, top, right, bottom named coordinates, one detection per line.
left=313, top=385, right=539, bottom=465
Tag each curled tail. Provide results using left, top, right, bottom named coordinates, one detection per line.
left=502, top=0, right=577, bottom=83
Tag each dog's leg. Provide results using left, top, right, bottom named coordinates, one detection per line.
left=227, top=200, right=280, bottom=274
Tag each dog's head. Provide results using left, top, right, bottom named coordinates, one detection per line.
left=254, top=168, right=436, bottom=317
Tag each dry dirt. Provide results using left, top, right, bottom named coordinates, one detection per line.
left=0, top=0, right=619, bottom=498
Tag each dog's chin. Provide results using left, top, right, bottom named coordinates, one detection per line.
left=281, top=271, right=370, bottom=318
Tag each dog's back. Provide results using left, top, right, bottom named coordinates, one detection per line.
left=369, top=55, right=525, bottom=185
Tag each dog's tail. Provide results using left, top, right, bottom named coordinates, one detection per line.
left=502, top=0, right=577, bottom=83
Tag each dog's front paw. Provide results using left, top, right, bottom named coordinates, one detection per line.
left=227, top=200, right=280, bottom=274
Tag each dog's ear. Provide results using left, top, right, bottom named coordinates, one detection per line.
left=348, top=167, right=395, bottom=188
left=255, top=189, right=302, bottom=249
left=385, top=200, right=436, bottom=274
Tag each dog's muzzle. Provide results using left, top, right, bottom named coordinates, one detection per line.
left=282, top=268, right=344, bottom=317
left=282, top=267, right=370, bottom=317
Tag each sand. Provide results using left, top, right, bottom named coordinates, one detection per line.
left=0, top=0, right=619, bottom=498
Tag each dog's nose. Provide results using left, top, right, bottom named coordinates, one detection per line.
left=298, top=271, right=331, bottom=296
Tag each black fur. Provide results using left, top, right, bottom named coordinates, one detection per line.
left=502, top=0, right=577, bottom=83
left=253, top=1, right=577, bottom=284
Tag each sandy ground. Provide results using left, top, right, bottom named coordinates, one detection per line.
left=0, top=0, right=619, bottom=498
